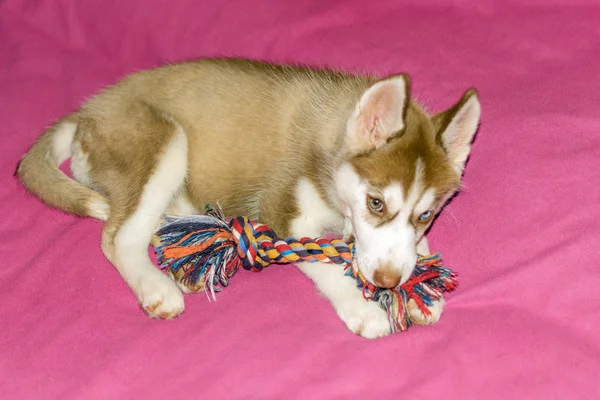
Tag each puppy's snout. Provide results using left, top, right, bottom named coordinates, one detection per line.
left=373, top=265, right=401, bottom=289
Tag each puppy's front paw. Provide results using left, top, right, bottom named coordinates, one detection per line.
left=336, top=298, right=391, bottom=339
left=407, top=297, right=445, bottom=326
left=134, top=270, right=185, bottom=319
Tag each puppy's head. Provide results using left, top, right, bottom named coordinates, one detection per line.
left=335, top=75, right=481, bottom=288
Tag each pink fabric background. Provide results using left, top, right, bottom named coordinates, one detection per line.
left=1, top=0, right=599, bottom=398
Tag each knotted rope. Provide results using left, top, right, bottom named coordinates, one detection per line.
left=155, top=207, right=458, bottom=332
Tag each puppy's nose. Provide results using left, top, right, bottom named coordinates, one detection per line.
left=373, top=266, right=401, bottom=288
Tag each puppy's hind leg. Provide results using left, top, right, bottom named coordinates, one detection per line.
left=103, top=119, right=188, bottom=319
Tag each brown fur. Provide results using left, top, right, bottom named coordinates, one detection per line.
left=17, top=59, right=472, bottom=235
left=349, top=103, right=462, bottom=232
left=16, top=115, right=105, bottom=217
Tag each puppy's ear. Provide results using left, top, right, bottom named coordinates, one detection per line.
left=346, top=74, right=410, bottom=154
left=433, top=89, right=481, bottom=175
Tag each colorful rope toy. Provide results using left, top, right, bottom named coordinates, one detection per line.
left=155, top=206, right=458, bottom=332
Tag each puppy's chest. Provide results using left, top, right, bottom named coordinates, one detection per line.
left=287, top=177, right=344, bottom=238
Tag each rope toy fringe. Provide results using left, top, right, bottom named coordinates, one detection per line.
left=155, top=206, right=458, bottom=332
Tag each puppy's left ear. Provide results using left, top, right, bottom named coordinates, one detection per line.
left=346, top=74, right=411, bottom=154
left=433, top=89, right=481, bottom=175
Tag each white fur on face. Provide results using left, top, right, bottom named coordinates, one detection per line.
left=334, top=160, right=436, bottom=285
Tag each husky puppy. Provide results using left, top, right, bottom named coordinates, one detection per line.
left=17, top=59, right=481, bottom=338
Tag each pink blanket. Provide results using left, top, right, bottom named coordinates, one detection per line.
left=1, top=0, right=599, bottom=398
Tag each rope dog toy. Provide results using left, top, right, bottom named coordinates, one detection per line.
left=155, top=205, right=458, bottom=332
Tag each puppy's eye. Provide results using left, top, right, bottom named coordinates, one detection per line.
left=419, top=210, right=433, bottom=221
left=368, top=196, right=384, bottom=213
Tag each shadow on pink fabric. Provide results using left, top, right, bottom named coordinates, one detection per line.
left=1, top=0, right=599, bottom=399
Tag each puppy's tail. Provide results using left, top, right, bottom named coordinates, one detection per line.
left=16, top=115, right=110, bottom=221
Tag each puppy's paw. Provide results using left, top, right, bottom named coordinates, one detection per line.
left=335, top=297, right=391, bottom=339
left=407, top=297, right=445, bottom=326
left=168, top=269, right=205, bottom=294
left=134, top=270, right=185, bottom=319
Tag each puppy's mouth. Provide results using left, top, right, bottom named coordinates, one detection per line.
left=349, top=258, right=368, bottom=282
left=348, top=242, right=375, bottom=285
left=349, top=239, right=395, bottom=287
left=349, top=255, right=378, bottom=287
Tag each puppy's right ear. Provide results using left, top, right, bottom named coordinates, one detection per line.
left=432, top=89, right=481, bottom=176
left=346, top=74, right=411, bottom=154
